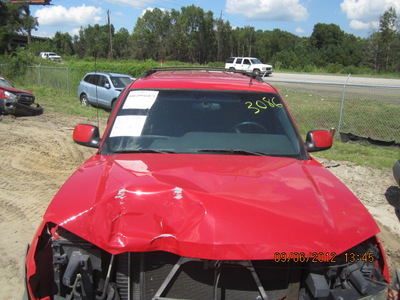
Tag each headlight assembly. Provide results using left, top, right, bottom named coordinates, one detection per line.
left=4, top=91, right=17, bottom=101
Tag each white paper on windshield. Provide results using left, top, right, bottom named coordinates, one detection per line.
left=110, top=115, right=147, bottom=137
left=123, top=90, right=159, bottom=109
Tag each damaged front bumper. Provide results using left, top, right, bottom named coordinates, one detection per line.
left=0, top=100, right=43, bottom=116
left=24, top=223, right=393, bottom=300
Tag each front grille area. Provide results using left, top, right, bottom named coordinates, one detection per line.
left=16, top=93, right=35, bottom=105
left=115, top=252, right=292, bottom=300
left=45, top=226, right=388, bottom=300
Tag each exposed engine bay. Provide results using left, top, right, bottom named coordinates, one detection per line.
left=28, top=224, right=389, bottom=300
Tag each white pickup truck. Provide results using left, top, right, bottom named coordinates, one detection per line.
left=225, top=57, right=273, bottom=76
left=39, top=52, right=62, bottom=62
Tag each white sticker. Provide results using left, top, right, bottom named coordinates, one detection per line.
left=123, top=90, right=159, bottom=109
left=110, top=115, right=147, bottom=137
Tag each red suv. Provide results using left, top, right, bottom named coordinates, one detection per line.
left=24, top=68, right=392, bottom=300
left=0, top=75, right=43, bottom=116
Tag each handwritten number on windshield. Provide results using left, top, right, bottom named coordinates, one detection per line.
left=245, top=97, right=283, bottom=114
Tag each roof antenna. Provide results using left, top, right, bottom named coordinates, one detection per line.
left=249, top=76, right=253, bottom=85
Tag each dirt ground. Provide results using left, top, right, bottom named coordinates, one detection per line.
left=0, top=111, right=399, bottom=300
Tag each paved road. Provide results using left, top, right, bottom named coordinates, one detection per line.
left=264, top=72, right=400, bottom=87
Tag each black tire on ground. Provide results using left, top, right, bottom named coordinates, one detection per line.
left=80, top=94, right=89, bottom=106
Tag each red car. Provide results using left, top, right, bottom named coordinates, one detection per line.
left=0, top=75, right=43, bottom=116
left=24, top=68, right=391, bottom=300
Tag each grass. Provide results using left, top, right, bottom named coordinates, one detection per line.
left=314, top=140, right=399, bottom=170
left=275, top=83, right=400, bottom=140
left=30, top=86, right=110, bottom=119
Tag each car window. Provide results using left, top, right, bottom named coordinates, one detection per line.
left=0, top=78, right=13, bottom=88
left=225, top=57, right=235, bottom=63
left=104, top=89, right=304, bottom=158
left=110, top=76, right=133, bottom=88
left=236, top=58, right=242, bottom=64
left=100, top=76, right=109, bottom=87
left=84, top=75, right=93, bottom=83
left=90, top=75, right=100, bottom=86
left=251, top=58, right=263, bottom=64
left=243, top=59, right=251, bottom=65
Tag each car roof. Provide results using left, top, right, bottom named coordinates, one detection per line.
left=230, top=57, right=258, bottom=59
left=85, top=72, right=132, bottom=77
left=130, top=68, right=278, bottom=92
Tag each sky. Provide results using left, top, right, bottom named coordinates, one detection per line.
left=28, top=0, right=400, bottom=39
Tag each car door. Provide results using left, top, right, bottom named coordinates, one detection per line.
left=95, top=75, right=112, bottom=107
left=234, top=58, right=242, bottom=69
left=86, top=75, right=100, bottom=104
left=242, top=58, right=252, bottom=72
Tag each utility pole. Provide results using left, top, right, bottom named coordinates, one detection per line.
left=107, top=9, right=113, bottom=59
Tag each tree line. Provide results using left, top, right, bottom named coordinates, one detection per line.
left=1, top=2, right=400, bottom=73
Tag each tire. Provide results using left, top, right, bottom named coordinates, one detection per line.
left=229, top=67, right=235, bottom=72
left=253, top=69, right=261, bottom=76
left=80, top=94, right=89, bottom=106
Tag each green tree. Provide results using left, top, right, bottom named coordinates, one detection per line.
left=310, top=23, right=344, bottom=49
left=131, top=8, right=172, bottom=61
left=53, top=31, right=74, bottom=56
left=272, top=50, right=299, bottom=69
left=74, top=24, right=112, bottom=58
left=168, top=9, right=189, bottom=61
left=309, top=23, right=347, bottom=67
left=365, top=7, right=400, bottom=72
left=175, top=5, right=215, bottom=63
left=233, top=26, right=256, bottom=57
left=378, top=7, right=399, bottom=71
left=113, top=28, right=132, bottom=58
left=214, top=18, right=232, bottom=62
left=0, top=2, right=37, bottom=53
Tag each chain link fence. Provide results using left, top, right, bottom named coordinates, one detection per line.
left=268, top=80, right=399, bottom=145
left=1, top=64, right=399, bottom=145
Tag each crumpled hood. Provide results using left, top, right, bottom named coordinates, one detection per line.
left=44, top=154, right=379, bottom=260
left=0, top=85, right=32, bottom=95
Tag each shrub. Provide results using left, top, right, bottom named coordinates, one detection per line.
left=326, top=63, right=344, bottom=74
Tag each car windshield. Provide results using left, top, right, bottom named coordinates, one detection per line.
left=110, top=76, right=133, bottom=88
left=103, top=89, right=305, bottom=158
left=0, top=77, right=13, bottom=88
left=251, top=58, right=263, bottom=64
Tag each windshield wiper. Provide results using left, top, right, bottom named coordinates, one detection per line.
left=197, top=149, right=266, bottom=156
left=114, top=149, right=175, bottom=154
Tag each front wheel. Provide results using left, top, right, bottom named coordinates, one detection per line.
left=80, top=94, right=89, bottom=106
left=253, top=69, right=261, bottom=76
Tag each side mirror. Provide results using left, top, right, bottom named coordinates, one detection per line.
left=104, top=83, right=110, bottom=89
left=305, top=130, right=333, bottom=152
left=73, top=124, right=101, bottom=148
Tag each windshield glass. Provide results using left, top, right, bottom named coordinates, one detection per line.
left=251, top=58, right=263, bottom=64
left=111, top=76, right=134, bottom=88
left=0, top=77, right=13, bottom=88
left=104, top=90, right=304, bottom=158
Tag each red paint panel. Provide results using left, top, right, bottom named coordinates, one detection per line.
left=42, top=154, right=379, bottom=260
left=313, top=130, right=333, bottom=148
left=72, top=124, right=96, bottom=143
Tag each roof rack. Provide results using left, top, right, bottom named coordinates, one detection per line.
left=141, top=67, right=264, bottom=82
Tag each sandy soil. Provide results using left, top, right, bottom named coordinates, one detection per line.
left=0, top=111, right=399, bottom=300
